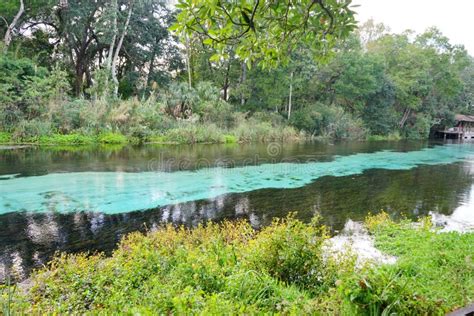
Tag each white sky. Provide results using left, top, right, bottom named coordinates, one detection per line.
left=352, top=0, right=474, bottom=55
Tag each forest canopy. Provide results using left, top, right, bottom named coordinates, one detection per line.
left=0, top=0, right=473, bottom=143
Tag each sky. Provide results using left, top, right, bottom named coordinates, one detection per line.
left=352, top=0, right=474, bottom=55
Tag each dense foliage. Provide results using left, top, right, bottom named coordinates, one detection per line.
left=171, top=0, right=357, bottom=67
left=0, top=1, right=473, bottom=144
left=2, top=214, right=473, bottom=314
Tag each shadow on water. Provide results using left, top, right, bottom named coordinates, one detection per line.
left=0, top=141, right=472, bottom=281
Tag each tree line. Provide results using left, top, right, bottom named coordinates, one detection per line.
left=0, top=0, right=473, bottom=141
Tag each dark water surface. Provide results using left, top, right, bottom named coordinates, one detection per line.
left=1, top=141, right=473, bottom=281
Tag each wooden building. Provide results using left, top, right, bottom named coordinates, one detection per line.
left=437, top=114, right=474, bottom=140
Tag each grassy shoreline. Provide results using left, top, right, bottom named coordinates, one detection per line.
left=0, top=130, right=410, bottom=148
left=0, top=125, right=303, bottom=147
left=2, top=214, right=472, bottom=314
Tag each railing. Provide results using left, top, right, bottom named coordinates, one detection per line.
left=445, top=127, right=461, bottom=132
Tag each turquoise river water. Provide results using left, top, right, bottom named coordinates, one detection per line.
left=0, top=141, right=473, bottom=281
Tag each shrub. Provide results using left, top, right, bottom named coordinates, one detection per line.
left=14, top=218, right=325, bottom=314
left=252, top=111, right=286, bottom=127
left=405, top=115, right=432, bottom=140
left=0, top=132, right=12, bottom=144
left=162, top=82, right=199, bottom=118
left=97, top=132, right=128, bottom=144
left=223, top=134, right=238, bottom=143
left=38, top=134, right=96, bottom=145
left=165, top=124, right=225, bottom=144
left=48, top=100, right=83, bottom=134
left=78, top=99, right=108, bottom=134
left=290, top=105, right=325, bottom=136
left=234, top=120, right=274, bottom=142
left=12, top=119, right=52, bottom=142
left=0, top=105, right=23, bottom=131
left=148, top=134, right=167, bottom=143
left=244, top=216, right=334, bottom=294
left=325, top=107, right=367, bottom=140
left=5, top=215, right=474, bottom=314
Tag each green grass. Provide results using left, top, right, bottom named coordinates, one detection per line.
left=348, top=213, right=474, bottom=315
left=97, top=132, right=128, bottom=144
left=3, top=132, right=129, bottom=146
left=1, top=124, right=301, bottom=146
left=223, top=134, right=238, bottom=143
left=38, top=133, right=96, bottom=145
left=0, top=132, right=12, bottom=144
left=3, top=214, right=473, bottom=314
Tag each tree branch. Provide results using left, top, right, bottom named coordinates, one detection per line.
left=3, top=0, right=25, bottom=53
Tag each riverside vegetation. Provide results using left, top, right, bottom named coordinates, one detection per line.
left=1, top=213, right=473, bottom=314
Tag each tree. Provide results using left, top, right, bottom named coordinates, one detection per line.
left=111, top=0, right=134, bottom=97
left=171, top=0, right=357, bottom=68
left=2, top=0, right=24, bottom=53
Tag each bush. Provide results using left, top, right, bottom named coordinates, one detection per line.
left=5, top=215, right=473, bottom=314
left=244, top=216, right=334, bottom=294
left=223, top=134, right=238, bottom=143
left=291, top=104, right=367, bottom=140
left=38, top=134, right=96, bottom=145
left=0, top=105, right=23, bottom=131
left=11, top=218, right=327, bottom=314
left=234, top=119, right=299, bottom=142
left=405, top=115, right=432, bottom=140
left=97, top=132, right=128, bottom=144
left=165, top=123, right=225, bottom=144
left=252, top=111, right=286, bottom=127
left=290, top=105, right=326, bottom=136
left=12, top=119, right=52, bottom=142
left=0, top=132, right=12, bottom=144
left=48, top=100, right=83, bottom=134
left=78, top=99, right=108, bottom=134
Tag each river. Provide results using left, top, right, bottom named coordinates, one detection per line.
left=0, top=140, right=473, bottom=281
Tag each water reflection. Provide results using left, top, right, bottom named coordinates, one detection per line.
left=431, top=185, right=474, bottom=232
left=0, top=141, right=435, bottom=176
left=2, top=143, right=472, bottom=214
left=1, top=161, right=472, bottom=282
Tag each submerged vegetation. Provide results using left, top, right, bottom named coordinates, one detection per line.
left=2, top=214, right=473, bottom=314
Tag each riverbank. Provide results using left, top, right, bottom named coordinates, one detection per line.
left=2, top=213, right=472, bottom=314
left=0, top=130, right=408, bottom=147
left=0, top=122, right=303, bottom=146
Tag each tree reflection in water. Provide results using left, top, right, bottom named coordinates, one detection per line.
left=1, top=162, right=472, bottom=283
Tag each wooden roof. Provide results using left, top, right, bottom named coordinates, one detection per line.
left=455, top=114, right=474, bottom=122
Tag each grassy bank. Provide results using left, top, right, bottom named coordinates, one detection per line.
left=0, top=123, right=302, bottom=146
left=2, top=214, right=472, bottom=314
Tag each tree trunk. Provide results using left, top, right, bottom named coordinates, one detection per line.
left=107, top=0, right=118, bottom=69
left=146, top=36, right=160, bottom=89
left=112, top=0, right=133, bottom=97
left=3, top=0, right=25, bottom=53
left=288, top=71, right=294, bottom=120
left=185, top=34, right=192, bottom=88
left=240, top=62, right=247, bottom=106
left=74, top=60, right=85, bottom=96
left=399, top=108, right=411, bottom=128
left=222, top=60, right=231, bottom=101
